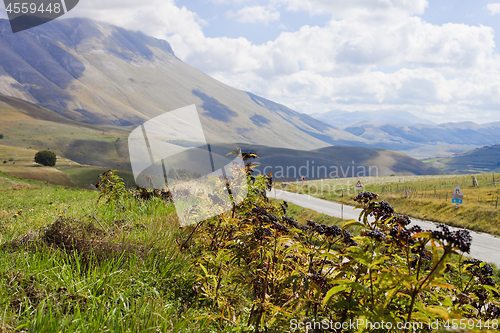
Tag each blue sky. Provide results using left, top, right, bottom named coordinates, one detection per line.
left=3, top=0, right=500, bottom=124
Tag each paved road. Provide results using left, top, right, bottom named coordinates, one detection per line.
left=268, top=189, right=500, bottom=267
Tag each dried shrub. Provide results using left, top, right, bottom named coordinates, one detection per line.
left=3, top=218, right=148, bottom=267
left=41, top=218, right=146, bottom=264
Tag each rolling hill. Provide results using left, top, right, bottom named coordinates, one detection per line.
left=0, top=95, right=441, bottom=185
left=207, top=143, right=441, bottom=180
left=424, top=144, right=500, bottom=174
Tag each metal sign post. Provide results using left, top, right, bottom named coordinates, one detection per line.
left=451, top=185, right=464, bottom=215
left=341, top=189, right=344, bottom=220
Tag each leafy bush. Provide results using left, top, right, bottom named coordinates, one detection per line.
left=96, top=170, right=128, bottom=204
left=34, top=150, right=56, bottom=166
left=176, top=172, right=500, bottom=332
left=87, top=156, right=500, bottom=332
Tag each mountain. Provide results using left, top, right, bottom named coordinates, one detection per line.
left=0, top=18, right=445, bottom=179
left=425, top=144, right=500, bottom=173
left=311, top=110, right=435, bottom=127
left=342, top=121, right=500, bottom=146
left=0, top=17, right=366, bottom=151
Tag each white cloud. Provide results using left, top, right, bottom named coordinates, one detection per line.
left=65, top=0, right=207, bottom=42
left=226, top=5, right=280, bottom=24
left=486, top=3, right=500, bottom=15
left=273, top=0, right=428, bottom=19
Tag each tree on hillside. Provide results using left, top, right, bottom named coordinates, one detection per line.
left=34, top=150, right=57, bottom=167
left=0, top=134, right=3, bottom=139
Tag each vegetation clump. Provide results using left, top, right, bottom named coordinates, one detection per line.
left=170, top=176, right=499, bottom=331
left=34, top=149, right=57, bottom=167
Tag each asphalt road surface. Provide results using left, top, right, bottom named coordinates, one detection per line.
left=268, top=189, right=500, bottom=267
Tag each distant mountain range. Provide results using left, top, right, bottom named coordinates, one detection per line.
left=342, top=121, right=500, bottom=147
left=311, top=110, right=436, bottom=127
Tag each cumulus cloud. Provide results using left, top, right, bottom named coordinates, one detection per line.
left=65, top=0, right=207, bottom=42
left=227, top=5, right=280, bottom=23
left=486, top=3, right=500, bottom=15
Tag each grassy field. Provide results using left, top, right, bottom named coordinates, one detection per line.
left=0, top=96, right=132, bottom=171
left=280, top=173, right=500, bottom=236
left=3, top=170, right=500, bottom=331
left=59, top=166, right=135, bottom=189
left=0, top=144, right=135, bottom=190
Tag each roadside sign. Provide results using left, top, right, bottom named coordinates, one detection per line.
left=451, top=185, right=463, bottom=204
left=355, top=180, right=363, bottom=191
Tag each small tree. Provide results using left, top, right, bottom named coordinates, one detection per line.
left=0, top=134, right=3, bottom=139
left=34, top=150, right=57, bottom=167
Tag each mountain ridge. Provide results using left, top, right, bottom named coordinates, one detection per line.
left=311, top=110, right=436, bottom=127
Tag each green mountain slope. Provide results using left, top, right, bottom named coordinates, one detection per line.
left=425, top=144, right=500, bottom=173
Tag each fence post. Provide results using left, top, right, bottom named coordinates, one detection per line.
left=341, top=189, right=344, bottom=219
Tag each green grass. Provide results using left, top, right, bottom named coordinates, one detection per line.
left=0, top=173, right=207, bottom=332
left=281, top=173, right=500, bottom=236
